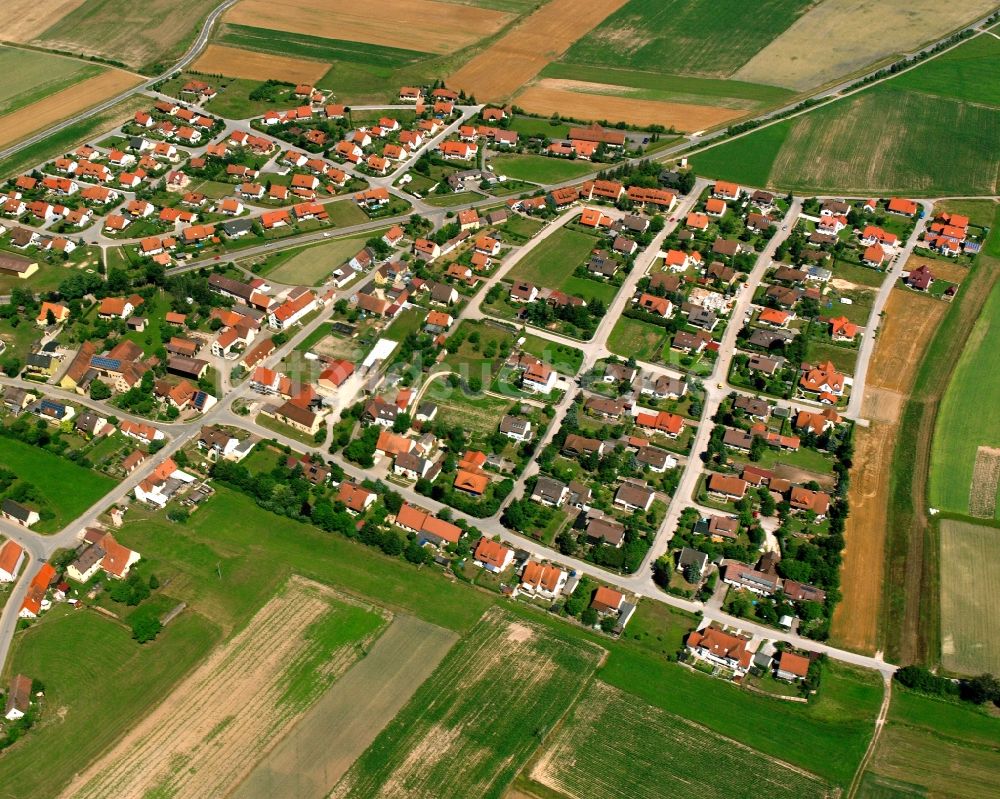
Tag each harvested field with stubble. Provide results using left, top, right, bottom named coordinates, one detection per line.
left=529, top=681, right=832, bottom=799
left=232, top=615, right=457, bottom=799
left=0, top=69, right=141, bottom=148
left=62, top=578, right=387, bottom=799
left=513, top=80, right=744, bottom=130
left=331, top=608, right=605, bottom=799
left=1, top=0, right=85, bottom=41
left=831, top=289, right=946, bottom=653
left=734, top=0, right=997, bottom=90
left=191, top=44, right=330, bottom=83
left=939, top=520, right=1000, bottom=674
left=447, top=0, right=628, bottom=101
left=225, top=0, right=511, bottom=54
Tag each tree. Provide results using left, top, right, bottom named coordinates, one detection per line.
left=600, top=616, right=617, bottom=634
left=2, top=357, right=22, bottom=377
left=961, top=673, right=1000, bottom=705
left=581, top=608, right=598, bottom=627
left=131, top=615, right=162, bottom=643
left=90, top=379, right=112, bottom=400
left=392, top=412, right=411, bottom=434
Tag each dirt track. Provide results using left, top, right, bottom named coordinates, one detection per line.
left=192, top=44, right=329, bottom=83
left=513, top=81, right=743, bottom=130
left=831, top=289, right=945, bottom=653
left=1, top=0, right=84, bottom=41
left=225, top=0, right=511, bottom=54
left=0, top=69, right=142, bottom=149
left=447, top=0, right=627, bottom=101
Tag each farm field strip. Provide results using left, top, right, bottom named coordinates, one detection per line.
left=1, top=0, right=85, bottom=42
left=62, top=578, right=386, bottom=799
left=513, top=81, right=744, bottom=130
left=938, top=520, right=1000, bottom=674
left=34, top=0, right=221, bottom=71
left=191, top=44, right=331, bottom=83
left=447, top=0, right=628, bottom=101
left=217, top=23, right=427, bottom=66
left=531, top=681, right=831, bottom=799
left=734, top=0, right=999, bottom=90
left=0, top=46, right=103, bottom=117
left=0, top=69, right=142, bottom=149
left=225, top=0, right=512, bottom=54
left=831, top=290, right=945, bottom=652
left=331, top=608, right=605, bottom=799
left=929, top=276, right=1000, bottom=517
left=231, top=614, right=457, bottom=799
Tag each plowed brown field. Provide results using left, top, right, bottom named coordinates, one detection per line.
left=1, top=0, right=85, bottom=41
left=447, top=0, right=628, bottom=101
left=831, top=289, right=945, bottom=653
left=191, top=44, right=330, bottom=83
left=225, top=0, right=511, bottom=54
left=0, top=69, right=142, bottom=148
left=514, top=80, right=744, bottom=130
left=61, top=578, right=386, bottom=799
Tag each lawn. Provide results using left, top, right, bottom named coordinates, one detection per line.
left=929, top=274, right=1000, bottom=516
left=0, top=46, right=103, bottom=117
left=507, top=115, right=571, bottom=140
left=0, top=437, right=115, bottom=532
left=261, top=232, right=374, bottom=284
left=498, top=214, right=545, bottom=243
left=442, top=320, right=515, bottom=382
left=323, top=198, right=369, bottom=227
left=540, top=61, right=794, bottom=109
left=690, top=34, right=1000, bottom=196
left=384, top=306, right=423, bottom=343
left=422, top=190, right=484, bottom=207
left=806, top=339, right=858, bottom=375
left=607, top=316, right=667, bottom=361
left=528, top=680, right=831, bottom=799
left=490, top=153, right=597, bottom=184
left=832, top=258, right=886, bottom=288
left=561, top=274, right=619, bottom=304
left=520, top=333, right=584, bottom=374
left=332, top=608, right=604, bottom=799
left=508, top=226, right=600, bottom=288
left=36, top=0, right=221, bottom=72
left=0, top=608, right=219, bottom=798
left=559, top=0, right=812, bottom=78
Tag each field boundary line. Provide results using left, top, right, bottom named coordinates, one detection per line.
left=847, top=677, right=892, bottom=799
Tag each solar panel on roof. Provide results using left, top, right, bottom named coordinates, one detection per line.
left=90, top=356, right=121, bottom=370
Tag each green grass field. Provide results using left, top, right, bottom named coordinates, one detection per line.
left=217, top=23, right=425, bottom=66
left=117, top=487, right=491, bottom=634
left=323, top=199, right=369, bottom=227
left=863, top=688, right=1000, bottom=799
left=262, top=232, right=373, bottom=285
left=0, top=46, right=102, bottom=117
left=508, top=226, right=600, bottom=288
left=490, top=153, right=596, bottom=184
left=929, top=273, right=1000, bottom=516
left=520, top=333, right=584, bottom=374
left=601, top=650, right=883, bottom=787
left=806, top=339, right=858, bottom=375
left=560, top=0, right=812, bottom=78
left=0, top=608, right=219, bottom=798
left=938, top=519, right=1000, bottom=674
left=540, top=61, right=794, bottom=109
left=36, top=0, right=221, bottom=72
left=690, top=34, right=1000, bottom=196
left=530, top=680, right=830, bottom=799
left=0, top=437, right=115, bottom=532
left=422, top=190, right=484, bottom=207
left=607, top=316, right=667, bottom=361
left=332, top=608, right=604, bottom=799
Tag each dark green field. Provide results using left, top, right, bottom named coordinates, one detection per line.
left=560, top=0, right=813, bottom=78
left=689, top=33, right=1000, bottom=196
left=217, top=24, right=424, bottom=67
